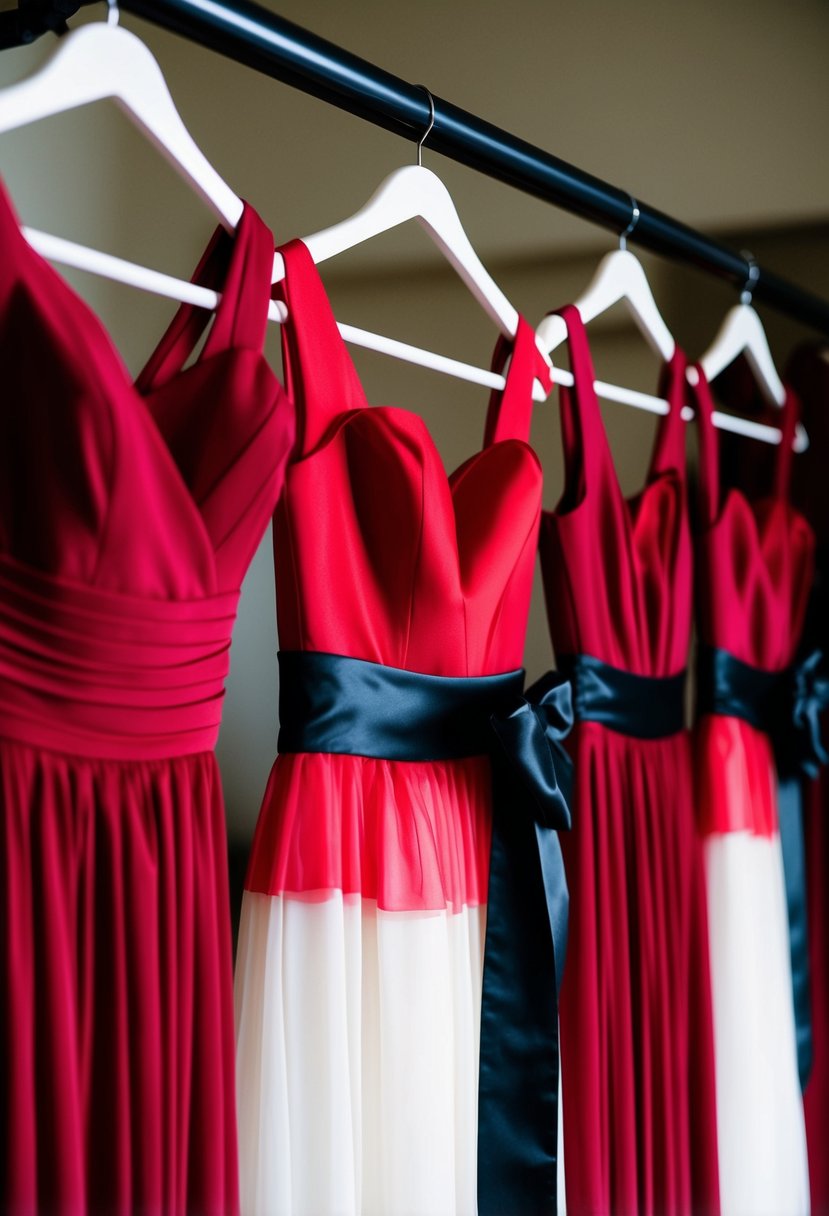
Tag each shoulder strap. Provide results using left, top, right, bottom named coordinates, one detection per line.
left=136, top=201, right=275, bottom=393
left=687, top=364, right=721, bottom=527
left=204, top=202, right=275, bottom=357
left=275, top=239, right=367, bottom=458
left=649, top=345, right=688, bottom=481
left=483, top=316, right=552, bottom=447
left=544, top=304, right=614, bottom=512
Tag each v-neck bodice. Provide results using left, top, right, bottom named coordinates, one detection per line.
left=539, top=304, right=692, bottom=676
left=0, top=179, right=293, bottom=601
left=271, top=237, right=551, bottom=676
left=689, top=366, right=814, bottom=670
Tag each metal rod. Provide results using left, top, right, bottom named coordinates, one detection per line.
left=15, top=0, right=829, bottom=335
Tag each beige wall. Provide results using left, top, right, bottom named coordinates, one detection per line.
left=0, top=2, right=827, bottom=841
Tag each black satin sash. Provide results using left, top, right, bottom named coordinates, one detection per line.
left=277, top=650, right=574, bottom=1215
left=696, top=646, right=777, bottom=733
left=697, top=644, right=829, bottom=1089
left=559, top=652, right=687, bottom=738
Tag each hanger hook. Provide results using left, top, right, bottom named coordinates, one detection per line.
left=740, top=249, right=760, bottom=306
left=619, top=194, right=640, bottom=252
left=106, top=0, right=120, bottom=26
left=414, top=85, right=436, bottom=168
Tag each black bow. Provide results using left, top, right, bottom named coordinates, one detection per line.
left=489, top=670, right=574, bottom=830
left=778, top=648, right=829, bottom=779
left=478, top=671, right=574, bottom=1216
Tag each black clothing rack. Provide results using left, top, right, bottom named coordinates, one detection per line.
left=3, top=0, right=829, bottom=337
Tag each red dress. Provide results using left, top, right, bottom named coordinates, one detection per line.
left=690, top=367, right=813, bottom=1215
left=235, top=239, right=552, bottom=1216
left=538, top=307, right=720, bottom=1216
left=0, top=181, right=293, bottom=1215
left=788, top=344, right=829, bottom=1216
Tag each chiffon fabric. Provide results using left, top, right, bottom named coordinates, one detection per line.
left=538, top=306, right=720, bottom=1216
left=691, top=367, right=814, bottom=1216
left=235, top=238, right=552, bottom=1216
left=0, top=182, right=294, bottom=1215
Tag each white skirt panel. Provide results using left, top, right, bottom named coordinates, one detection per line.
left=235, top=891, right=485, bottom=1216
left=705, top=831, right=810, bottom=1216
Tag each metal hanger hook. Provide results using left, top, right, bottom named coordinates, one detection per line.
left=106, top=0, right=120, bottom=27
left=619, top=194, right=640, bottom=252
left=414, top=85, right=436, bottom=168
left=740, top=250, right=760, bottom=305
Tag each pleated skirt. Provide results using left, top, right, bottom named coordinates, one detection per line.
left=558, top=722, right=720, bottom=1216
left=0, top=737, right=239, bottom=1216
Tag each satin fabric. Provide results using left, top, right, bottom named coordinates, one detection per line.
left=277, top=649, right=524, bottom=759
left=559, top=652, right=686, bottom=739
left=690, top=366, right=813, bottom=1216
left=0, top=180, right=294, bottom=1215
left=788, top=344, right=829, bottom=1215
left=778, top=773, right=815, bottom=1087
left=236, top=238, right=555, bottom=1215
left=539, top=305, right=720, bottom=1216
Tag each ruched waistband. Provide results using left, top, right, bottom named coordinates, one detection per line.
left=0, top=555, right=238, bottom=760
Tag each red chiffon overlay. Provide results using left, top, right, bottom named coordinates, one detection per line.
left=539, top=307, right=720, bottom=1216
left=0, top=182, right=294, bottom=1215
left=691, top=369, right=814, bottom=840
left=245, top=238, right=551, bottom=912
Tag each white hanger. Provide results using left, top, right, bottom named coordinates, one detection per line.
left=271, top=88, right=551, bottom=400
left=0, top=6, right=241, bottom=228
left=273, top=163, right=519, bottom=338
left=536, top=201, right=675, bottom=362
left=0, top=2, right=282, bottom=323
left=535, top=204, right=805, bottom=450
left=693, top=304, right=785, bottom=407
left=692, top=256, right=784, bottom=406
left=686, top=254, right=808, bottom=450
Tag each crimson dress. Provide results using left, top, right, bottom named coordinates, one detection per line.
left=690, top=367, right=813, bottom=1215
left=234, top=238, right=554, bottom=1216
left=538, top=307, right=720, bottom=1216
left=0, top=182, right=293, bottom=1215
left=788, top=344, right=829, bottom=1216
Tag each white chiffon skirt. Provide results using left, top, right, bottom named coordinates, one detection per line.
left=235, top=891, right=484, bottom=1216
left=235, top=890, right=566, bottom=1216
left=705, top=831, right=810, bottom=1216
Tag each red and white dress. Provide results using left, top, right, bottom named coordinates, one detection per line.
left=691, top=367, right=813, bottom=1216
left=234, top=239, right=551, bottom=1216
left=0, top=180, right=294, bottom=1214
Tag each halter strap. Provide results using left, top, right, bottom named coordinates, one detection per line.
left=483, top=317, right=552, bottom=447
left=275, top=239, right=367, bottom=457
left=650, top=345, right=689, bottom=479
left=136, top=202, right=275, bottom=394
left=546, top=304, right=687, bottom=512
